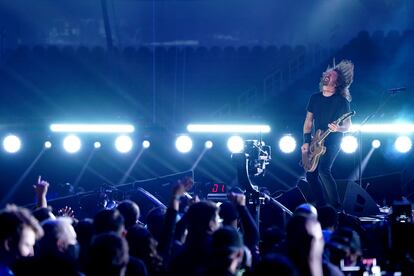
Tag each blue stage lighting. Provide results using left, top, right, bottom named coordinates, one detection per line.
left=175, top=135, right=193, bottom=153
left=341, top=136, right=358, bottom=154
left=279, top=135, right=296, bottom=154
left=394, top=136, right=412, bottom=153
left=142, top=140, right=151, bottom=149
left=63, top=135, right=81, bottom=153
left=115, top=135, right=133, bottom=153
left=3, top=135, right=22, bottom=153
left=227, top=136, right=244, bottom=153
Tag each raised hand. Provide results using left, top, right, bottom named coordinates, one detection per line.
left=58, top=206, right=75, bottom=218
left=33, top=176, right=49, bottom=208
left=228, top=192, right=246, bottom=206
left=172, top=182, right=186, bottom=198
left=171, top=177, right=193, bottom=210
left=34, top=176, right=49, bottom=197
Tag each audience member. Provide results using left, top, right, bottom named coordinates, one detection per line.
left=117, top=200, right=141, bottom=229
left=0, top=205, right=43, bottom=275
left=87, top=232, right=129, bottom=276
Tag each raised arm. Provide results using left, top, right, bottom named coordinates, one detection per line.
left=33, top=176, right=49, bottom=208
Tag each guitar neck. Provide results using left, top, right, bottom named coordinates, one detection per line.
left=314, top=111, right=354, bottom=145
left=317, top=117, right=342, bottom=144
left=317, top=129, right=332, bottom=144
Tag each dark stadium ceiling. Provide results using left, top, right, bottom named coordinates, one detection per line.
left=0, top=0, right=412, bottom=48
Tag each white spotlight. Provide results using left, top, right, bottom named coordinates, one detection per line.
left=394, top=136, right=412, bottom=153
left=3, top=135, right=22, bottom=153
left=278, top=135, right=296, bottom=154
left=341, top=135, right=358, bottom=154
left=204, top=140, right=213, bottom=149
left=371, top=139, right=381, bottom=149
left=44, top=141, right=52, bottom=149
left=115, top=135, right=133, bottom=153
left=227, top=136, right=244, bottom=153
left=350, top=123, right=414, bottom=134
left=175, top=135, right=193, bottom=153
left=50, top=124, right=135, bottom=133
left=94, top=141, right=101, bottom=149
left=187, top=124, right=271, bottom=133
left=63, top=135, right=81, bottom=153
left=142, top=140, right=151, bottom=149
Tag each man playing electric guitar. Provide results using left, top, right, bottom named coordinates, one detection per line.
left=301, top=60, right=354, bottom=209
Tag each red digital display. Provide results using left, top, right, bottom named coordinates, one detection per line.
left=211, top=183, right=226, bottom=193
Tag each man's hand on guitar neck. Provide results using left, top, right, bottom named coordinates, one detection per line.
left=328, top=121, right=350, bottom=133
left=328, top=122, right=340, bottom=132
left=328, top=116, right=352, bottom=133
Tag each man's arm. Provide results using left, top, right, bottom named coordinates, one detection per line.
left=328, top=117, right=351, bottom=133
left=301, top=112, right=314, bottom=153
left=303, top=111, right=314, bottom=134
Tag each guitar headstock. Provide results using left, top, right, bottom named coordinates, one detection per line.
left=336, top=110, right=356, bottom=124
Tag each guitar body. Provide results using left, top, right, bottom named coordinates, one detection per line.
left=300, top=110, right=355, bottom=173
left=302, top=129, right=327, bottom=172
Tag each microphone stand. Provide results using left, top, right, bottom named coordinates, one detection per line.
left=357, top=91, right=397, bottom=187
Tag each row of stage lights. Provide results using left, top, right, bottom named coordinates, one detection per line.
left=2, top=133, right=412, bottom=155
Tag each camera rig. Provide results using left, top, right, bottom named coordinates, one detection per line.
left=244, top=140, right=271, bottom=177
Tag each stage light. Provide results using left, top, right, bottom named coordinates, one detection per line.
left=187, top=124, right=271, bottom=133
left=371, top=139, right=381, bottom=149
left=142, top=140, right=151, bottom=149
left=63, top=135, right=81, bottom=153
left=279, top=135, right=296, bottom=154
left=227, top=136, right=244, bottom=153
left=341, top=135, right=358, bottom=154
left=394, top=136, right=412, bottom=153
left=350, top=123, right=414, bottom=133
left=175, top=135, right=193, bottom=153
left=50, top=124, right=135, bottom=133
left=115, top=135, right=133, bottom=153
left=94, top=142, right=101, bottom=149
left=3, top=135, right=21, bottom=153
left=205, top=140, right=213, bottom=149
left=44, top=141, right=52, bottom=149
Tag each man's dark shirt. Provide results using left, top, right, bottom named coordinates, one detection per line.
left=306, top=92, right=350, bottom=145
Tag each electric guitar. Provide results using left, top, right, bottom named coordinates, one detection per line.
left=301, top=111, right=355, bottom=172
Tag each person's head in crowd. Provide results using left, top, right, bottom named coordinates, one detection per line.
left=253, top=253, right=298, bottom=276
left=74, top=218, right=94, bottom=247
left=186, top=201, right=220, bottom=238
left=74, top=218, right=94, bottom=272
left=0, top=205, right=43, bottom=265
left=38, top=217, right=78, bottom=261
left=93, top=209, right=126, bottom=236
left=117, top=200, right=140, bottom=230
left=286, top=215, right=324, bottom=276
left=327, top=227, right=362, bottom=267
left=88, top=232, right=129, bottom=276
left=126, top=225, right=162, bottom=274
left=145, top=206, right=166, bottom=241
left=318, top=205, right=338, bottom=243
left=219, top=201, right=238, bottom=228
left=210, top=226, right=245, bottom=275
left=294, top=203, right=318, bottom=219
left=32, top=207, right=56, bottom=223
left=318, top=205, right=338, bottom=230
